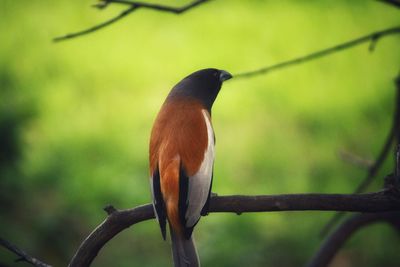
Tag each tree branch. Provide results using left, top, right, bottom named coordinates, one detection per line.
left=320, top=71, right=400, bottom=237
left=377, top=0, right=400, bottom=8
left=311, top=146, right=400, bottom=267
left=234, top=26, right=400, bottom=78
left=307, top=211, right=400, bottom=267
left=0, top=237, right=53, bottom=267
left=53, top=5, right=138, bottom=42
left=53, top=0, right=210, bottom=42
left=101, top=0, right=210, bottom=13
left=68, top=190, right=400, bottom=267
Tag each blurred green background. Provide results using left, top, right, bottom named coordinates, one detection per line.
left=1, top=0, right=399, bottom=266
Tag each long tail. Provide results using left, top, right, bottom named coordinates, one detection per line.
left=169, top=225, right=200, bottom=267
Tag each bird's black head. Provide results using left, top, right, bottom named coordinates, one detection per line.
left=167, top=68, right=232, bottom=112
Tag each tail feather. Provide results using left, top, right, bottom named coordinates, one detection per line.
left=170, top=225, right=199, bottom=267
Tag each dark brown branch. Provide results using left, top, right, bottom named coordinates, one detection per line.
left=377, top=0, right=400, bottom=8
left=53, top=0, right=210, bottom=42
left=0, top=237, right=53, bottom=267
left=102, top=0, right=210, bottom=13
left=68, top=191, right=400, bottom=267
left=307, top=211, right=400, bottom=267
left=320, top=72, right=400, bottom=237
left=53, top=6, right=138, bottom=42
left=396, top=75, right=400, bottom=143
left=312, top=147, right=400, bottom=267
left=68, top=204, right=154, bottom=267
left=355, top=81, right=400, bottom=194
left=234, top=26, right=400, bottom=78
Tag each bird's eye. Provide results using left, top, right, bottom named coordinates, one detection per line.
left=213, top=71, right=219, bottom=77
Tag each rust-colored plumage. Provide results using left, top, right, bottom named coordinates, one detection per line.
left=150, top=98, right=209, bottom=232
left=148, top=68, right=232, bottom=267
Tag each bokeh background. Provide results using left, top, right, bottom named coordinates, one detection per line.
left=1, top=1, right=399, bottom=266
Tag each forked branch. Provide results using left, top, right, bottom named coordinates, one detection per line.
left=307, top=211, right=400, bottom=267
left=54, top=0, right=210, bottom=42
left=68, top=190, right=400, bottom=267
left=320, top=71, right=400, bottom=237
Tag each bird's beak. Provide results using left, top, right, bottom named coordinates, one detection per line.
left=219, top=70, right=233, bottom=82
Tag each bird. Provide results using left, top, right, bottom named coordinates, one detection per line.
left=149, top=68, right=232, bottom=266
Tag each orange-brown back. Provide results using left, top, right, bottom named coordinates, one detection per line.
left=149, top=97, right=209, bottom=231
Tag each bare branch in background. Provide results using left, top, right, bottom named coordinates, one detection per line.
left=48, top=2, right=400, bottom=267
left=97, top=0, right=210, bottom=13
left=53, top=5, right=138, bottom=42
left=312, top=143, right=400, bottom=267
left=234, top=26, right=400, bottom=78
left=338, top=150, right=373, bottom=170
left=320, top=72, right=400, bottom=237
left=68, top=190, right=400, bottom=267
left=53, top=0, right=210, bottom=42
left=377, top=0, right=400, bottom=8
left=0, top=237, right=53, bottom=267
left=307, top=211, right=400, bottom=267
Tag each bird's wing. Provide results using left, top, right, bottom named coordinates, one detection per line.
left=150, top=101, right=214, bottom=239
left=150, top=167, right=167, bottom=240
left=179, top=110, right=214, bottom=236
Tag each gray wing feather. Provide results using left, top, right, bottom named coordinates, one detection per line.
left=185, top=110, right=214, bottom=228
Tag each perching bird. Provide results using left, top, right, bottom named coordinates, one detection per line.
left=149, top=68, right=232, bottom=266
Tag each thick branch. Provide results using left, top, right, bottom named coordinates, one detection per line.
left=68, top=190, right=400, bottom=267
left=54, top=0, right=210, bottom=42
left=307, top=211, right=400, bottom=267
left=0, top=237, right=52, bottom=267
left=234, top=26, right=400, bottom=78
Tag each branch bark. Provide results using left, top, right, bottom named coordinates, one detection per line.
left=53, top=0, right=210, bottom=42
left=0, top=237, right=53, bottom=267
left=234, top=26, right=400, bottom=78
left=320, top=71, right=400, bottom=237
left=68, top=190, right=400, bottom=267
left=101, top=0, right=210, bottom=13
left=377, top=0, right=400, bottom=8
left=307, top=211, right=400, bottom=267
left=53, top=6, right=139, bottom=42
left=311, top=144, right=400, bottom=267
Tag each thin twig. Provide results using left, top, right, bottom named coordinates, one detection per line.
left=315, top=143, right=400, bottom=267
left=307, top=211, right=400, bottom=267
left=320, top=72, right=400, bottom=237
left=53, top=0, right=210, bottom=42
left=338, top=150, right=373, bottom=169
left=68, top=191, right=400, bottom=267
left=53, top=6, right=138, bottom=42
left=102, top=0, right=210, bottom=13
left=0, top=237, right=52, bottom=267
left=234, top=26, right=400, bottom=78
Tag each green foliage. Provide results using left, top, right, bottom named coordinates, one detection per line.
left=0, top=1, right=399, bottom=266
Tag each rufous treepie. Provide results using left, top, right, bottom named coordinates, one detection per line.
left=149, top=68, right=232, bottom=266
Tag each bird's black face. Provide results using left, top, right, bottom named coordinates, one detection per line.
left=168, top=68, right=232, bottom=112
